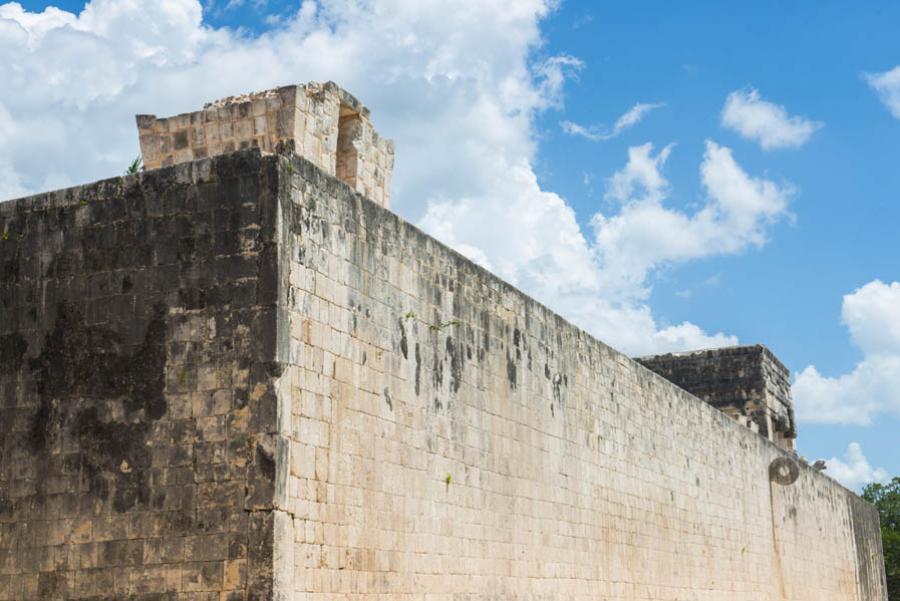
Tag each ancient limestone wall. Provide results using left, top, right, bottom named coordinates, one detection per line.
left=274, top=153, right=887, bottom=600
left=0, top=149, right=887, bottom=600
left=0, top=153, right=285, bottom=600
left=136, top=82, right=394, bottom=208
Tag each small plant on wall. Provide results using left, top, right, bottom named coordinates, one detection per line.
left=125, top=156, right=143, bottom=175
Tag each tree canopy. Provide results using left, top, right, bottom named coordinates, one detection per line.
left=863, top=477, right=900, bottom=599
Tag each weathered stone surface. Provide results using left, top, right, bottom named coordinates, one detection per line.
left=136, top=82, right=395, bottom=208
left=272, top=151, right=887, bottom=600
left=636, top=345, right=797, bottom=450
left=0, top=147, right=888, bottom=600
left=0, top=152, right=281, bottom=600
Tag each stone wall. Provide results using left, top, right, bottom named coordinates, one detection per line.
left=0, top=153, right=284, bottom=600
left=274, top=152, right=887, bottom=600
left=0, top=149, right=888, bottom=600
left=136, top=82, right=394, bottom=208
left=636, top=346, right=797, bottom=451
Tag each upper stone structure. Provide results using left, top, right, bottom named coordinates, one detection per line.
left=135, top=81, right=395, bottom=207
left=637, top=344, right=798, bottom=451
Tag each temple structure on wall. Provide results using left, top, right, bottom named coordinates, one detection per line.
left=0, top=82, right=887, bottom=600
left=637, top=345, right=798, bottom=451
left=136, top=81, right=394, bottom=208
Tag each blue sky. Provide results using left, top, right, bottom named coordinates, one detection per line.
left=536, top=1, right=900, bottom=480
left=3, top=0, right=899, bottom=487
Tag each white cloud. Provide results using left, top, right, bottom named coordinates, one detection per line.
left=842, top=279, right=900, bottom=355
left=721, top=88, right=822, bottom=150
left=591, top=140, right=792, bottom=300
left=561, top=101, right=664, bottom=141
left=604, top=142, right=673, bottom=204
left=0, top=0, right=790, bottom=357
left=794, top=280, right=900, bottom=424
left=422, top=138, right=791, bottom=355
left=824, top=442, right=888, bottom=491
left=0, top=0, right=562, bottom=206
left=865, top=66, right=900, bottom=119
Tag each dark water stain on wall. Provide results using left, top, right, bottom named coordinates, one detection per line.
left=26, top=301, right=167, bottom=511
left=415, top=342, right=421, bottom=396
left=432, top=345, right=443, bottom=390
left=446, top=336, right=464, bottom=394
left=0, top=333, right=27, bottom=375
left=506, top=348, right=517, bottom=390
left=398, top=318, right=408, bottom=359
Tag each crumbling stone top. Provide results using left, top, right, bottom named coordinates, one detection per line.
left=636, top=344, right=797, bottom=451
left=202, top=87, right=284, bottom=109
left=135, top=81, right=393, bottom=207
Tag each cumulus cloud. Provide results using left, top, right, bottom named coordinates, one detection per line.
left=604, top=142, right=673, bottom=204
left=824, top=442, right=888, bottom=491
left=0, top=0, right=568, bottom=208
left=794, top=280, right=900, bottom=424
left=0, top=0, right=791, bottom=356
left=561, top=101, right=664, bottom=141
left=865, top=66, right=900, bottom=119
left=591, top=140, right=792, bottom=300
left=721, top=88, right=822, bottom=150
left=423, top=137, right=792, bottom=355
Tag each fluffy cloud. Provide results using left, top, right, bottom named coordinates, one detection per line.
left=0, top=0, right=568, bottom=208
left=423, top=137, right=792, bottom=355
left=794, top=280, right=900, bottom=424
left=824, top=442, right=888, bottom=491
left=560, top=101, right=664, bottom=141
left=0, top=0, right=790, bottom=356
left=592, top=140, right=792, bottom=300
left=721, top=88, right=822, bottom=150
left=865, top=66, right=900, bottom=119
left=604, top=142, right=673, bottom=204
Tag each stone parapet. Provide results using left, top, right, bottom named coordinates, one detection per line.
left=636, top=344, right=798, bottom=451
left=135, top=81, right=394, bottom=208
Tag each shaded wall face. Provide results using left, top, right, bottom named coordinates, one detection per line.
left=275, top=155, right=886, bottom=600
left=0, top=154, right=282, bottom=600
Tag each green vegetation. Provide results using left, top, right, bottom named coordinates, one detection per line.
left=404, top=311, right=461, bottom=332
left=429, top=319, right=461, bottom=332
left=125, top=155, right=143, bottom=175
left=863, top=476, right=900, bottom=598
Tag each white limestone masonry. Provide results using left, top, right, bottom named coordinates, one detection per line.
left=271, top=154, right=887, bottom=600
